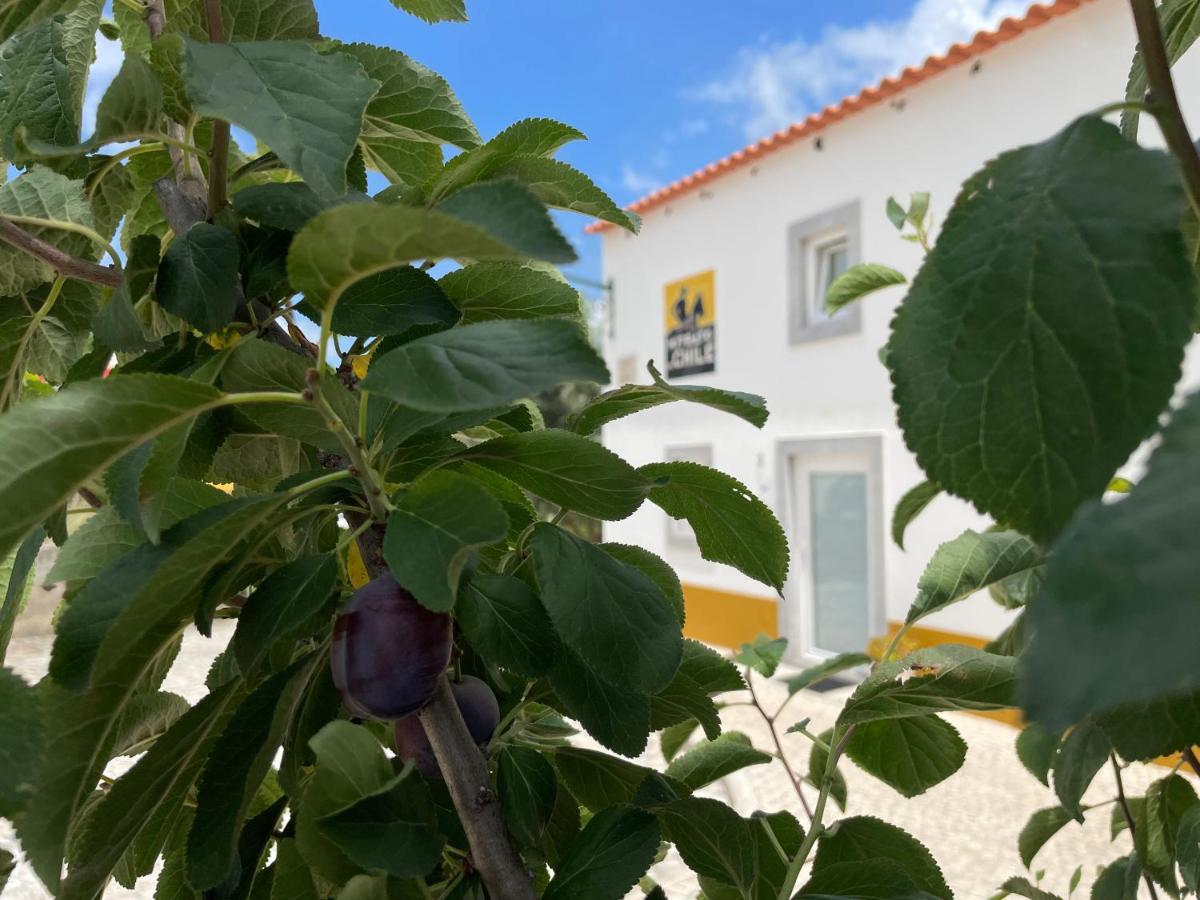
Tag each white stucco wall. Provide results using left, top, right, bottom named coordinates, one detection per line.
left=596, top=0, right=1200, bottom=660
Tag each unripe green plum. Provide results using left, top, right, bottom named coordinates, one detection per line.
left=330, top=573, right=452, bottom=719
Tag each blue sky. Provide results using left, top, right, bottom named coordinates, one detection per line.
left=89, top=0, right=1033, bottom=298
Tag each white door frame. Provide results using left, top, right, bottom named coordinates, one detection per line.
left=776, top=435, right=885, bottom=668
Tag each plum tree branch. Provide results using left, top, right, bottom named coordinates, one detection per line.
left=346, top=517, right=535, bottom=900
left=0, top=220, right=122, bottom=287
left=203, top=0, right=230, bottom=215
left=1129, top=0, right=1200, bottom=213
left=1111, top=753, right=1160, bottom=900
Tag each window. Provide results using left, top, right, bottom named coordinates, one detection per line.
left=664, top=444, right=712, bottom=545
left=788, top=201, right=861, bottom=343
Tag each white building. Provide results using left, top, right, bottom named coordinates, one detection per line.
left=590, top=0, right=1200, bottom=666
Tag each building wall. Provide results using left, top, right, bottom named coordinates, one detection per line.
left=597, top=0, right=1200, bottom=662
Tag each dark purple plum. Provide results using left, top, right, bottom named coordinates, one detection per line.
left=330, top=573, right=452, bottom=719
left=393, top=675, right=501, bottom=779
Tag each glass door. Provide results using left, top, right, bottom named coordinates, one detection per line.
left=786, top=443, right=881, bottom=662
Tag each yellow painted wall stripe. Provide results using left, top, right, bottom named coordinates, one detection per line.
left=681, top=583, right=777, bottom=647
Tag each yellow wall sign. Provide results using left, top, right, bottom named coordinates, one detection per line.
left=663, top=269, right=716, bottom=378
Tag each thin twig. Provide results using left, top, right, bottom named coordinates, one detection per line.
left=1183, top=746, right=1200, bottom=780
left=1129, top=0, right=1200, bottom=212
left=1111, top=753, right=1160, bottom=900
left=0, top=221, right=122, bottom=287
left=746, top=669, right=813, bottom=820
left=203, top=0, right=230, bottom=215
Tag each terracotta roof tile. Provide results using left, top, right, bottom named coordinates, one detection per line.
left=586, top=0, right=1093, bottom=234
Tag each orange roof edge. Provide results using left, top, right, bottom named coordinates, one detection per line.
left=585, top=0, right=1093, bottom=235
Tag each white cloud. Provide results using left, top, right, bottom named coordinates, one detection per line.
left=621, top=164, right=665, bottom=195
left=695, top=0, right=1033, bottom=138
left=81, top=31, right=124, bottom=138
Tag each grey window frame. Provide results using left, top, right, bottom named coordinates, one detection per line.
left=788, top=200, right=862, bottom=343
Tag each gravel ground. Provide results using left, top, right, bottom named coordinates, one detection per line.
left=2, top=625, right=1188, bottom=899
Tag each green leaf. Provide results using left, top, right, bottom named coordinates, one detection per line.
left=1051, top=719, right=1109, bottom=822
left=1017, top=807, right=1073, bottom=870
left=891, top=480, right=940, bottom=550
left=109, top=690, right=191, bottom=758
left=232, top=180, right=348, bottom=232
left=600, top=543, right=684, bottom=626
left=797, top=860, right=931, bottom=899
left=459, top=429, right=648, bottom=520
left=0, top=668, right=42, bottom=818
left=50, top=500, right=250, bottom=691
left=734, top=634, right=788, bottom=678
left=0, top=167, right=96, bottom=295
left=271, top=839, right=318, bottom=900
left=839, top=644, right=1016, bottom=725
left=497, top=746, right=557, bottom=848
left=55, top=682, right=243, bottom=900
left=0, top=527, right=42, bottom=662
left=1092, top=856, right=1141, bottom=900
left=1121, top=0, right=1200, bottom=138
left=997, top=876, right=1062, bottom=900
left=641, top=461, right=788, bottom=591
left=1098, top=691, right=1200, bottom=762
left=1136, top=773, right=1198, bottom=894
left=182, top=39, right=377, bottom=199
left=532, top=522, right=681, bottom=694
left=440, top=261, right=580, bottom=325
left=552, top=747, right=662, bottom=811
left=0, top=847, right=10, bottom=894
left=888, top=116, right=1195, bottom=542
left=650, top=640, right=741, bottom=740
left=22, top=54, right=163, bottom=156
left=332, top=265, right=460, bottom=337
left=93, top=233, right=160, bottom=354
left=456, top=571, right=554, bottom=677
left=0, top=18, right=80, bottom=156
left=652, top=797, right=758, bottom=895
left=382, top=470, right=508, bottom=611
left=427, top=116, right=584, bottom=199
left=906, top=530, right=1044, bottom=625
left=544, top=805, right=660, bottom=900
left=295, top=720, right=396, bottom=884
left=0, top=375, right=223, bottom=563
left=812, top=816, right=950, bottom=900
left=362, top=319, right=607, bottom=413
left=493, top=156, right=639, bottom=232
left=787, top=652, right=870, bottom=695
left=388, top=0, right=466, bottom=23
left=335, top=41, right=478, bottom=151
left=16, top=495, right=286, bottom=890
left=232, top=555, right=336, bottom=674
left=548, top=643, right=651, bottom=756
left=1178, top=804, right=1200, bottom=893
left=0, top=0, right=81, bottom=41
left=220, top=337, right=355, bottom=450
left=1022, top=391, right=1200, bottom=729
left=316, top=773, right=443, bottom=879
left=167, top=0, right=319, bottom=41
left=664, top=732, right=770, bottom=790
left=844, top=715, right=966, bottom=798
left=435, top=179, right=575, bottom=263
left=571, top=360, right=768, bottom=436
left=1015, top=723, right=1060, bottom=787
left=155, top=223, right=244, bottom=332
left=825, top=262, right=906, bottom=315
